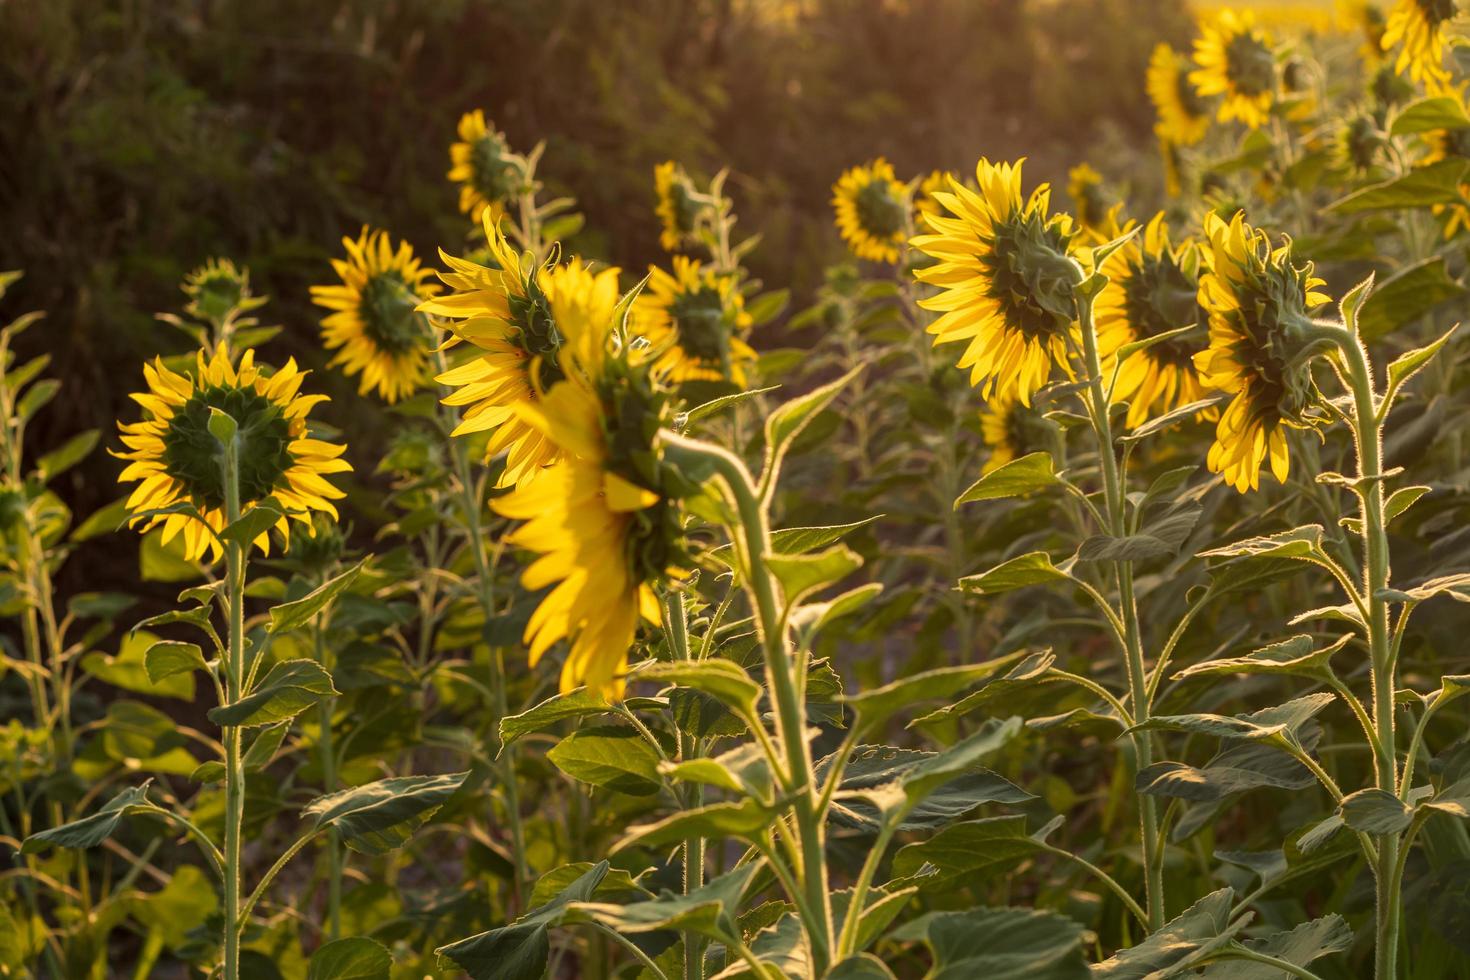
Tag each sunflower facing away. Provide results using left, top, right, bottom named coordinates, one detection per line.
left=1095, top=213, right=1215, bottom=429
left=492, top=281, right=687, bottom=700
left=654, top=161, right=704, bottom=253
left=182, top=258, right=262, bottom=325
left=978, top=388, right=1041, bottom=475
left=910, top=158, right=1082, bottom=406
left=1193, top=211, right=1332, bottom=492
left=1191, top=11, right=1279, bottom=129
left=421, top=213, right=621, bottom=488
left=832, top=158, right=911, bottom=263
left=1067, top=164, right=1110, bottom=236
left=310, top=228, right=439, bottom=404
left=116, top=348, right=351, bottom=563
left=633, top=256, right=756, bottom=386
left=1147, top=43, right=1212, bottom=146
left=1383, top=0, right=1457, bottom=91
left=448, top=109, right=525, bottom=223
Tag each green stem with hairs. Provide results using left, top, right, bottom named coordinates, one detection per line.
left=313, top=610, right=342, bottom=940
left=220, top=424, right=246, bottom=980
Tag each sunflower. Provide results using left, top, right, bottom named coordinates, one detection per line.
left=182, top=258, right=261, bottom=325
left=978, top=389, right=1042, bottom=475
left=116, top=348, right=350, bottom=563
left=1191, top=11, right=1279, bottom=129
left=910, top=159, right=1082, bottom=406
left=420, top=212, right=621, bottom=488
left=1382, top=0, right=1457, bottom=91
left=1067, top=164, right=1109, bottom=236
left=1193, top=212, right=1333, bottom=492
left=654, top=161, right=705, bottom=253
left=632, top=256, right=756, bottom=386
left=1335, top=110, right=1386, bottom=174
left=914, top=170, right=952, bottom=231
left=309, top=228, right=439, bottom=404
left=1148, top=43, right=1213, bottom=146
left=448, top=110, right=526, bottom=223
left=832, top=158, right=911, bottom=263
left=1095, top=213, right=1215, bottom=429
left=491, top=285, right=687, bottom=700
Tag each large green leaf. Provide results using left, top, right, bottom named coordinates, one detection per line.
left=1092, top=888, right=1241, bottom=978
left=498, top=688, right=614, bottom=752
left=641, top=659, right=761, bottom=721
left=547, top=725, right=663, bottom=796
left=1137, top=739, right=1316, bottom=805
left=306, top=938, right=392, bottom=980
left=615, top=799, right=775, bottom=852
left=956, top=452, right=1057, bottom=504
left=912, top=652, right=1055, bottom=727
left=22, top=782, right=156, bottom=853
left=766, top=544, right=863, bottom=602
left=959, top=553, right=1070, bottom=595
left=1340, top=788, right=1414, bottom=835
left=840, top=652, right=1027, bottom=735
left=1199, top=525, right=1324, bottom=562
left=889, top=906, right=1089, bottom=980
left=1328, top=159, right=1469, bottom=212
left=303, top=771, right=468, bottom=855
left=1130, top=693, right=1335, bottom=745
left=208, top=659, right=337, bottom=729
left=1196, top=915, right=1353, bottom=978
left=764, top=365, right=862, bottom=470
left=1172, top=634, right=1351, bottom=682
left=564, top=862, right=759, bottom=945
left=1358, top=258, right=1466, bottom=340
left=890, top=814, right=1042, bottom=889
left=1391, top=96, right=1470, bottom=135
left=82, top=629, right=195, bottom=701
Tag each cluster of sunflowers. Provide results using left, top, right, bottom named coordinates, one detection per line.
left=7, top=1, right=1470, bottom=978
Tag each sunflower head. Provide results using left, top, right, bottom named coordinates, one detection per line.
left=832, top=158, right=911, bottom=263
left=1148, top=43, right=1213, bottom=146
left=911, top=159, right=1084, bottom=405
left=978, top=388, right=1046, bottom=475
left=1337, top=111, right=1386, bottom=173
left=116, top=348, right=351, bottom=562
left=1192, top=212, right=1333, bottom=492
left=310, top=228, right=438, bottom=404
left=1191, top=11, right=1279, bottom=129
left=1382, top=0, right=1457, bottom=91
left=182, top=258, right=262, bottom=325
left=914, top=170, right=953, bottom=230
left=1067, top=163, right=1110, bottom=234
left=1095, top=214, right=1216, bottom=428
left=449, top=110, right=527, bottom=223
left=632, top=256, right=756, bottom=387
left=654, top=161, right=706, bottom=253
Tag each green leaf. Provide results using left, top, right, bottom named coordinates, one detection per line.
left=897, top=717, right=1023, bottom=816
left=436, top=862, right=609, bottom=980
left=1385, top=485, right=1431, bottom=524
left=527, top=862, right=649, bottom=909
left=268, top=561, right=365, bottom=634
left=745, top=288, right=790, bottom=326
left=1396, top=572, right=1470, bottom=602
left=1172, top=634, right=1351, bottom=682
left=1329, top=159, right=1469, bottom=212
left=1199, top=525, right=1324, bottom=561
left=22, top=782, right=155, bottom=853
left=304, top=771, right=468, bottom=855
left=207, top=406, right=238, bottom=444
left=889, top=906, right=1089, bottom=980
left=1386, top=326, right=1458, bottom=401
left=1338, top=272, right=1375, bottom=335
left=1340, top=788, right=1414, bottom=835
left=641, top=659, right=760, bottom=721
left=564, top=863, right=759, bottom=944
left=1131, top=693, right=1335, bottom=745
left=1093, top=888, right=1241, bottom=978
left=827, top=955, right=897, bottom=980
left=841, top=653, right=1028, bottom=735
left=890, top=814, right=1042, bottom=888
left=208, top=659, right=337, bottom=728
left=16, top=378, right=60, bottom=420
left=547, top=726, right=663, bottom=796
left=1391, top=96, right=1470, bottom=135
left=498, top=688, right=613, bottom=753
left=217, top=499, right=285, bottom=548
left=1136, top=741, right=1316, bottom=804
left=708, top=516, right=880, bottom=568
left=766, top=544, right=863, bottom=602
left=955, top=452, right=1057, bottom=505
left=242, top=723, right=288, bottom=772
left=1197, top=915, right=1353, bottom=978
left=764, top=364, right=863, bottom=467
left=959, top=552, right=1069, bottom=595
left=1121, top=395, right=1226, bottom=441
left=82, top=630, right=195, bottom=701
left=306, top=937, right=392, bottom=980
left=912, top=651, right=1055, bottom=727
left=793, top=582, right=884, bottom=643
left=1358, top=259, right=1465, bottom=340
left=35, top=429, right=99, bottom=482
left=615, top=799, right=775, bottom=852
left=143, top=640, right=208, bottom=684
left=1076, top=530, right=1178, bottom=563
left=680, top=386, right=779, bottom=427
left=825, top=749, right=1031, bottom=832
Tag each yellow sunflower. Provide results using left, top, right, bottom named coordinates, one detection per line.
left=492, top=287, right=686, bottom=700
left=632, top=256, right=756, bottom=386
left=654, top=161, right=705, bottom=253
left=978, top=389, right=1033, bottom=475
left=181, top=258, right=262, bottom=325
left=910, top=159, right=1082, bottom=406
left=309, top=228, right=439, bottom=404
left=1341, top=0, right=1390, bottom=63
left=116, top=348, right=350, bottom=563
left=914, top=170, right=952, bottom=231
left=1148, top=43, right=1213, bottom=147
left=1193, top=212, right=1332, bottom=492
left=832, top=158, right=911, bottom=263
left=1383, top=0, right=1457, bottom=91
left=420, top=212, right=621, bottom=488
left=1095, top=213, right=1215, bottom=429
left=448, top=109, right=526, bottom=223
left=1067, top=164, right=1109, bottom=236
left=1191, top=11, right=1279, bottom=129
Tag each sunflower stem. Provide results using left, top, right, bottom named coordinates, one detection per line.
left=1076, top=282, right=1165, bottom=931
left=660, top=431, right=834, bottom=976
left=313, top=603, right=342, bottom=941
left=220, top=424, right=246, bottom=980
left=662, top=587, right=705, bottom=980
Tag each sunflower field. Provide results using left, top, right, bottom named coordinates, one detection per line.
left=5, top=0, right=1470, bottom=977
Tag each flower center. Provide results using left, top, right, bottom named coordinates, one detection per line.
left=856, top=179, right=908, bottom=239
left=162, top=385, right=293, bottom=509
left=669, top=181, right=702, bottom=235
left=1122, top=253, right=1207, bottom=367
left=1225, top=31, right=1275, bottom=98
left=471, top=134, right=522, bottom=204
left=1175, top=69, right=1209, bottom=118
left=600, top=375, right=685, bottom=584
left=982, top=212, right=1078, bottom=341
left=1441, top=126, right=1470, bottom=158
left=359, top=272, right=429, bottom=356
left=1419, top=0, right=1456, bottom=26
left=509, top=278, right=566, bottom=391
left=668, top=285, right=734, bottom=364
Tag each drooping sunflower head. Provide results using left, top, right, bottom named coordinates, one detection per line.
left=116, top=348, right=351, bottom=563
left=832, top=158, right=911, bottom=263
left=1191, top=10, right=1280, bottom=129
left=654, top=161, right=706, bottom=253
left=1382, top=0, right=1458, bottom=91
left=492, top=285, right=688, bottom=700
left=910, top=158, right=1084, bottom=406
left=182, top=258, right=261, bottom=324
left=421, top=214, right=619, bottom=487
left=631, top=256, right=756, bottom=387
left=448, top=110, right=527, bottom=223
left=1095, top=213, right=1215, bottom=429
left=1336, top=110, right=1387, bottom=173
left=309, top=228, right=439, bottom=405
left=1192, top=211, right=1333, bottom=492
left=1148, top=43, right=1213, bottom=147
left=1067, top=164, right=1110, bottom=235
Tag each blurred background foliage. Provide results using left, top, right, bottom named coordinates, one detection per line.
left=0, top=0, right=1190, bottom=558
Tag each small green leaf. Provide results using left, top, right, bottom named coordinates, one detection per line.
left=890, top=814, right=1041, bottom=888
left=1172, top=634, right=1351, bottom=682
left=1340, top=788, right=1414, bottom=835
left=304, top=771, right=468, bottom=855
left=911, top=651, right=1055, bottom=727
left=1385, top=485, right=1431, bottom=524
left=1197, top=915, right=1353, bottom=978
left=1386, top=326, right=1458, bottom=402
left=35, top=429, right=99, bottom=482
left=955, top=452, right=1057, bottom=505
left=1199, top=525, right=1324, bottom=561
left=83, top=630, right=195, bottom=701
left=217, top=499, right=285, bottom=548
left=268, top=561, right=365, bottom=634
left=306, top=937, right=392, bottom=980
left=841, top=653, right=1028, bottom=735
left=1131, top=693, right=1335, bottom=744
left=1093, top=888, right=1241, bottom=977
left=498, top=688, right=614, bottom=753
left=22, top=782, right=156, bottom=853
left=547, top=726, right=662, bottom=796
left=143, top=640, right=208, bottom=684
left=208, top=659, right=337, bottom=729
left=563, top=863, right=759, bottom=945
left=679, top=386, right=779, bottom=427
left=1358, top=259, right=1464, bottom=340
left=615, top=799, right=775, bottom=852
left=959, top=552, right=1069, bottom=595
left=1391, top=96, right=1470, bottom=135
left=1121, top=395, right=1226, bottom=441
left=207, top=407, right=239, bottom=445
left=641, top=659, right=761, bottom=721
left=766, top=544, right=863, bottom=602
left=764, top=364, right=863, bottom=466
